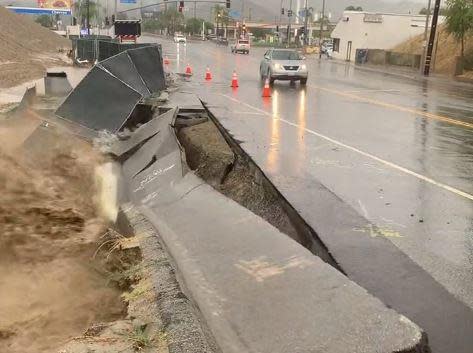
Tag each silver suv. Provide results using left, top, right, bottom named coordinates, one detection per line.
left=259, top=49, right=308, bottom=85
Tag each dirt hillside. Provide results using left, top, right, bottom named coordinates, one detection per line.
left=393, top=25, right=473, bottom=75
left=0, top=6, right=72, bottom=87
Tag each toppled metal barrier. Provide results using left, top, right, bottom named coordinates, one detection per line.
left=56, top=46, right=166, bottom=133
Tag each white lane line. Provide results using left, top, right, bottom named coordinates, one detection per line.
left=358, top=200, right=369, bottom=218
left=221, top=94, right=473, bottom=202
left=344, top=89, right=402, bottom=93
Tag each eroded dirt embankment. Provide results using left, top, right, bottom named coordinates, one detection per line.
left=0, top=119, right=125, bottom=353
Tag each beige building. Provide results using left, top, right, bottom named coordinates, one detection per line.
left=330, top=11, right=444, bottom=62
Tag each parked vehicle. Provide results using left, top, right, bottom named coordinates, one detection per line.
left=174, top=33, right=187, bottom=43
left=231, top=39, right=250, bottom=54
left=321, top=42, right=333, bottom=58
left=259, top=49, right=308, bottom=85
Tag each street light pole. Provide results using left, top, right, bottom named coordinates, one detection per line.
left=318, top=0, right=325, bottom=58
left=303, top=0, right=309, bottom=45
left=86, top=0, right=90, bottom=35
left=288, top=0, right=293, bottom=46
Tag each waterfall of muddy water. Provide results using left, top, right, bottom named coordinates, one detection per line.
left=0, top=112, right=125, bottom=353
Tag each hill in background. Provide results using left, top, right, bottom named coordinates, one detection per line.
left=0, top=6, right=71, bottom=88
left=394, top=26, right=473, bottom=77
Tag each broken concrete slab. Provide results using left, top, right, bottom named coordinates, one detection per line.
left=108, top=108, right=177, bottom=158
left=162, top=92, right=204, bottom=111
left=121, top=120, right=177, bottom=180
left=129, top=150, right=183, bottom=204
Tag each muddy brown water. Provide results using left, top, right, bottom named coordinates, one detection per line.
left=0, top=114, right=125, bottom=353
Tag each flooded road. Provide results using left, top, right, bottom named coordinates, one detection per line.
left=144, top=36, right=473, bottom=352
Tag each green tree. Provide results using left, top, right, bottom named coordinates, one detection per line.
left=186, top=18, right=203, bottom=34
left=345, top=5, right=363, bottom=11
left=213, top=4, right=230, bottom=25
left=205, top=21, right=215, bottom=31
left=419, top=7, right=447, bottom=15
left=35, top=14, right=53, bottom=28
left=445, top=0, right=473, bottom=58
left=213, top=4, right=230, bottom=36
left=251, top=27, right=271, bottom=39
left=73, top=0, right=100, bottom=26
left=156, top=8, right=185, bottom=34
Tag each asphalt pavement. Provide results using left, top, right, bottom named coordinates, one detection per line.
left=142, top=36, right=473, bottom=352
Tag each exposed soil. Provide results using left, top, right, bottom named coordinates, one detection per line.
left=393, top=25, right=473, bottom=75
left=0, top=110, right=128, bottom=353
left=0, top=6, right=71, bottom=88
left=177, top=119, right=300, bottom=241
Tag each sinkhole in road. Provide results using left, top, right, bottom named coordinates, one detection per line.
left=175, top=109, right=340, bottom=270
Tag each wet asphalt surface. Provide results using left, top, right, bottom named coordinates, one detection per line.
left=142, top=36, right=473, bottom=352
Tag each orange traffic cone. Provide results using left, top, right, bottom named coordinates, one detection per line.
left=164, top=56, right=170, bottom=65
left=262, top=78, right=271, bottom=98
left=205, top=67, right=212, bottom=81
left=185, top=64, right=193, bottom=75
left=231, top=71, right=239, bottom=88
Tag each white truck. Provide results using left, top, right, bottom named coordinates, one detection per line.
left=231, top=38, right=250, bottom=54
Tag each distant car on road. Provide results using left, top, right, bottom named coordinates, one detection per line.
left=321, top=42, right=333, bottom=58
left=231, top=39, right=250, bottom=54
left=174, top=34, right=186, bottom=44
left=259, top=49, right=308, bottom=85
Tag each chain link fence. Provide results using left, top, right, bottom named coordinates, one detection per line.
left=72, top=38, right=161, bottom=63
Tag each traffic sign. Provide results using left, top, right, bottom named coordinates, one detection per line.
left=229, top=9, right=241, bottom=19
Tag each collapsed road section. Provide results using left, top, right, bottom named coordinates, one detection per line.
left=193, top=90, right=473, bottom=353
left=20, top=49, right=430, bottom=352
left=112, top=92, right=428, bottom=353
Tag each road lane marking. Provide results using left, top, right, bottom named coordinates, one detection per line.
left=344, top=89, right=402, bottom=93
left=221, top=94, right=473, bottom=201
left=308, top=83, right=473, bottom=129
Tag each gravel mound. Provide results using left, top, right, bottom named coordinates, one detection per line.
left=0, top=6, right=71, bottom=87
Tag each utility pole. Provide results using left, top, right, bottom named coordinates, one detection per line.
left=421, top=0, right=432, bottom=73
left=288, top=0, right=293, bottom=46
left=424, top=0, right=441, bottom=75
left=303, top=0, right=309, bottom=45
left=279, top=0, right=284, bottom=23
left=194, top=1, right=196, bottom=19
left=86, top=0, right=90, bottom=35
left=318, top=0, right=325, bottom=58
